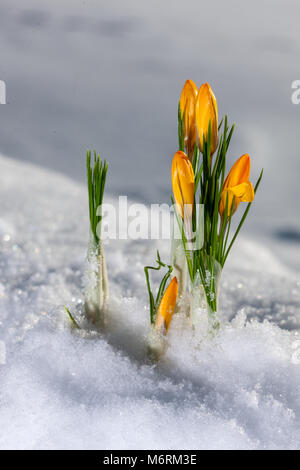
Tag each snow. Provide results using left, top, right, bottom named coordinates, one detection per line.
left=0, top=154, right=300, bottom=450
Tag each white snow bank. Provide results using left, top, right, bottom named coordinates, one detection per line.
left=0, top=154, right=300, bottom=450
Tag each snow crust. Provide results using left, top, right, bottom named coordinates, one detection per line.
left=0, top=154, right=300, bottom=450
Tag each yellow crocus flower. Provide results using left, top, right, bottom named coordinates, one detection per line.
left=155, top=277, right=178, bottom=333
left=195, top=83, right=218, bottom=155
left=179, top=79, right=198, bottom=161
left=219, top=154, right=255, bottom=219
left=171, top=151, right=195, bottom=220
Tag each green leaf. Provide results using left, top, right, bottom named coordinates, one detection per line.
left=64, top=306, right=81, bottom=329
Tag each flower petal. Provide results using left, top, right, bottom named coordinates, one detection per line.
left=223, top=154, right=251, bottom=190
left=230, top=181, right=255, bottom=202
left=195, top=83, right=218, bottom=154
left=219, top=181, right=255, bottom=218
left=179, top=79, right=198, bottom=118
left=179, top=80, right=198, bottom=159
left=219, top=188, right=239, bottom=218
left=155, top=277, right=178, bottom=333
left=171, top=151, right=195, bottom=219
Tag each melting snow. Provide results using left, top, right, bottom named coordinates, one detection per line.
left=0, top=154, right=300, bottom=450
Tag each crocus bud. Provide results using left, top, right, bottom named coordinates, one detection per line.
left=155, top=277, right=178, bottom=333
left=219, top=154, right=255, bottom=219
left=179, top=79, right=198, bottom=161
left=171, top=151, right=195, bottom=220
left=195, top=83, right=218, bottom=155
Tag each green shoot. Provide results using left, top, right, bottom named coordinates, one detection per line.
left=144, top=251, right=173, bottom=324
left=87, top=149, right=108, bottom=245
left=64, top=306, right=81, bottom=329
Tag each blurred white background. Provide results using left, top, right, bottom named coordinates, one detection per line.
left=0, top=0, right=299, bottom=245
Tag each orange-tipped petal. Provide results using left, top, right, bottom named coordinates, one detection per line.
left=155, top=277, right=178, bottom=333
left=171, top=151, right=195, bottom=220
left=230, top=181, right=254, bottom=202
left=195, top=83, right=218, bottom=154
left=179, top=80, right=198, bottom=159
left=219, top=154, right=255, bottom=218
left=223, top=154, right=251, bottom=190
